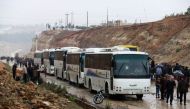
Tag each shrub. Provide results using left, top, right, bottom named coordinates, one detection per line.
left=43, top=82, right=67, bottom=95
left=68, top=96, right=75, bottom=102
left=176, top=48, right=181, bottom=53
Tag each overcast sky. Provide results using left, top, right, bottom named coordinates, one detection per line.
left=0, top=0, right=190, bottom=26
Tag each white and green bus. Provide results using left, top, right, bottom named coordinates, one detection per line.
left=43, top=49, right=49, bottom=73
left=84, top=50, right=150, bottom=99
left=54, top=48, right=64, bottom=79
left=66, top=50, right=85, bottom=85
left=34, top=50, right=43, bottom=67
left=54, top=47, right=81, bottom=79
left=42, top=49, right=55, bottom=75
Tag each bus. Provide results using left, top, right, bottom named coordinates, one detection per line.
left=42, top=49, right=55, bottom=75
left=84, top=50, right=150, bottom=99
left=49, top=49, right=55, bottom=75
left=43, top=49, right=49, bottom=74
left=66, top=50, right=85, bottom=85
left=55, top=47, right=81, bottom=80
left=34, top=50, right=43, bottom=66
left=54, top=49, right=64, bottom=79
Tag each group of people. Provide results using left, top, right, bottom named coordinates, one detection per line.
left=12, top=58, right=40, bottom=84
left=154, top=62, right=189, bottom=105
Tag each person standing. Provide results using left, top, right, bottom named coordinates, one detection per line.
left=44, top=65, right=47, bottom=77
left=27, top=64, right=33, bottom=81
left=22, top=64, right=28, bottom=83
left=160, top=75, right=167, bottom=100
left=150, top=60, right=155, bottom=79
left=12, top=63, right=17, bottom=80
left=178, top=77, right=189, bottom=105
left=156, top=77, right=160, bottom=98
left=156, top=66, right=162, bottom=78
left=166, top=75, right=176, bottom=105
left=184, top=67, right=189, bottom=83
left=174, top=63, right=181, bottom=71
left=176, top=76, right=181, bottom=99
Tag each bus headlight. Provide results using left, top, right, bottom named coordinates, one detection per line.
left=119, top=87, right=121, bottom=92
left=116, top=87, right=118, bottom=91
left=114, top=86, right=122, bottom=91
left=144, top=87, right=150, bottom=92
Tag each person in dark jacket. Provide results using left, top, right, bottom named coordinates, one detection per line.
left=176, top=76, right=181, bottom=99
left=150, top=60, right=155, bottom=79
left=156, top=77, right=160, bottom=98
left=178, top=77, right=189, bottom=105
left=22, top=64, right=28, bottom=83
left=12, top=63, right=17, bottom=80
left=174, top=63, right=181, bottom=71
left=160, top=75, right=167, bottom=100
left=184, top=67, right=189, bottom=83
left=27, top=65, right=33, bottom=81
left=166, top=75, right=176, bottom=105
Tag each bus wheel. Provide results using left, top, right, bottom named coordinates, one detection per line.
left=136, top=94, right=143, bottom=100
left=89, top=79, right=92, bottom=92
left=105, top=83, right=109, bottom=97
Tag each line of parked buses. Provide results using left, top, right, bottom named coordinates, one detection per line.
left=34, top=45, right=151, bottom=99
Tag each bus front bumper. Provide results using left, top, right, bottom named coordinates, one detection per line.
left=111, top=88, right=150, bottom=95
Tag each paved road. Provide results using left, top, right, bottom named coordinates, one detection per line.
left=41, top=73, right=156, bottom=109
left=41, top=74, right=190, bottom=109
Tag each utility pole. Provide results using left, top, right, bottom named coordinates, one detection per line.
left=71, top=12, right=74, bottom=29
left=107, top=8, right=109, bottom=27
left=65, top=14, right=69, bottom=30
left=35, top=35, right=38, bottom=51
left=87, top=11, right=88, bottom=28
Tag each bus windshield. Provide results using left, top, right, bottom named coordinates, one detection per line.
left=34, top=53, right=42, bottom=58
left=113, top=54, right=149, bottom=78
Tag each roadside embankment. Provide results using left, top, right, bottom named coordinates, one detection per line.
left=0, top=62, right=83, bottom=109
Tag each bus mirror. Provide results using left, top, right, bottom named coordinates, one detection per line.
left=148, top=57, right=151, bottom=60
left=112, top=61, right=116, bottom=70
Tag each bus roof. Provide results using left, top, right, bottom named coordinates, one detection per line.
left=85, top=50, right=148, bottom=55
left=59, top=47, right=81, bottom=52
left=35, top=50, right=43, bottom=53
left=117, top=45, right=138, bottom=48
left=84, top=48, right=112, bottom=53
left=48, top=48, right=56, bottom=52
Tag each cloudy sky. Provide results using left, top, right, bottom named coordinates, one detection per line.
left=0, top=0, right=190, bottom=26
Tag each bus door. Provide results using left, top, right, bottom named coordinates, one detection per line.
left=62, top=51, right=67, bottom=79
left=79, top=53, right=85, bottom=78
left=41, top=53, right=44, bottom=65
left=63, top=51, right=67, bottom=72
left=110, top=55, right=115, bottom=90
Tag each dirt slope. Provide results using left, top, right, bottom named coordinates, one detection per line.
left=0, top=62, right=76, bottom=109
left=31, top=15, right=190, bottom=66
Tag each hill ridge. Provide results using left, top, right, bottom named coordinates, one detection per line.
left=30, top=15, right=190, bottom=66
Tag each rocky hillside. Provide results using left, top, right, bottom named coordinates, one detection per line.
left=31, top=15, right=190, bottom=67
